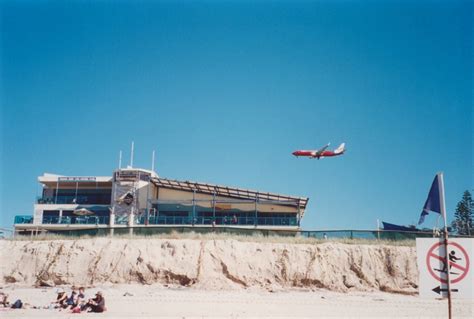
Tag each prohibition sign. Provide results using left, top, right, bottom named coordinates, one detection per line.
left=426, top=241, right=470, bottom=284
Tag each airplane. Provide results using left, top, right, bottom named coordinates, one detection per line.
left=292, top=143, right=346, bottom=160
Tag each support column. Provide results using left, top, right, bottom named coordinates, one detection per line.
left=254, top=196, right=258, bottom=227
left=55, top=180, right=59, bottom=204
left=109, top=210, right=115, bottom=227
left=128, top=207, right=135, bottom=227
left=145, top=178, right=150, bottom=226
left=212, top=192, right=216, bottom=222
left=74, top=182, right=78, bottom=203
left=128, top=206, right=134, bottom=236
left=128, top=204, right=135, bottom=236
left=192, top=189, right=196, bottom=226
left=297, top=200, right=301, bottom=228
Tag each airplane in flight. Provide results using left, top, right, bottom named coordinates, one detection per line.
left=292, top=143, right=346, bottom=160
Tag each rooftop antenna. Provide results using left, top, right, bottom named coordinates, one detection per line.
left=151, top=150, right=156, bottom=172
left=118, top=150, right=122, bottom=169
left=130, top=141, right=134, bottom=168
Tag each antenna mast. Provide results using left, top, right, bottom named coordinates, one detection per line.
left=118, top=150, right=122, bottom=169
left=130, top=141, right=134, bottom=168
left=151, top=150, right=156, bottom=172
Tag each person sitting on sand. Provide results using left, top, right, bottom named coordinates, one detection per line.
left=72, top=287, right=86, bottom=312
left=64, top=287, right=78, bottom=310
left=0, top=291, right=9, bottom=307
left=77, top=287, right=86, bottom=303
left=50, top=288, right=68, bottom=309
left=84, top=291, right=105, bottom=313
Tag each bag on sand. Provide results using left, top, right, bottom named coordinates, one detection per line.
left=72, top=306, right=81, bottom=313
left=11, top=300, right=22, bottom=309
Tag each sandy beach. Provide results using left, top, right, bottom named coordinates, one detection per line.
left=0, top=285, right=473, bottom=318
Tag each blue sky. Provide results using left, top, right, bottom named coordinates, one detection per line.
left=1, top=0, right=472, bottom=231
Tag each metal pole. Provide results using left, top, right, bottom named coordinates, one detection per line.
left=438, top=172, right=452, bottom=319
left=377, top=219, right=380, bottom=240
left=152, top=150, right=155, bottom=172
left=119, top=150, right=122, bottom=169
left=130, top=141, right=134, bottom=168
left=435, top=214, right=442, bottom=237
left=110, top=173, right=117, bottom=227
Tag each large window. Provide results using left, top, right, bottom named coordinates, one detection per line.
left=39, top=188, right=112, bottom=205
left=42, top=210, right=60, bottom=224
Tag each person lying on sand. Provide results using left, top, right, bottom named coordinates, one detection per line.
left=83, top=291, right=105, bottom=313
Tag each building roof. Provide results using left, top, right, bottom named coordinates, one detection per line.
left=150, top=177, right=309, bottom=210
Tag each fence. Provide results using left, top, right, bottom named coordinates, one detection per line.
left=14, top=226, right=473, bottom=240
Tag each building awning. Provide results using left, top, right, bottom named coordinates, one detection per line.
left=150, top=177, right=309, bottom=210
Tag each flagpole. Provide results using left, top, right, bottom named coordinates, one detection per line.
left=438, top=172, right=452, bottom=319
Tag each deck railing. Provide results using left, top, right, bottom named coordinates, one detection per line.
left=136, top=216, right=298, bottom=226
left=36, top=196, right=110, bottom=205
left=40, top=216, right=110, bottom=225
left=14, top=215, right=34, bottom=224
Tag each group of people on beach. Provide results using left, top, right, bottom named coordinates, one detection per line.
left=0, top=286, right=106, bottom=313
left=51, top=286, right=106, bottom=313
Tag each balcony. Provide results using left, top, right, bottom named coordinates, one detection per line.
left=136, top=216, right=297, bottom=226
left=41, top=215, right=110, bottom=225
left=37, top=195, right=110, bottom=205
left=14, top=215, right=34, bottom=224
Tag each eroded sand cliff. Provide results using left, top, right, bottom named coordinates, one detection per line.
left=0, top=238, right=418, bottom=294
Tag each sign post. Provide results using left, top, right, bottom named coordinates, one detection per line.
left=437, top=173, right=453, bottom=318
left=417, top=173, right=473, bottom=318
left=417, top=238, right=473, bottom=300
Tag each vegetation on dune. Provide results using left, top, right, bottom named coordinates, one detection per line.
left=5, top=231, right=416, bottom=246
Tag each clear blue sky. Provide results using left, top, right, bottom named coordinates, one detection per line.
left=1, top=0, right=472, bottom=231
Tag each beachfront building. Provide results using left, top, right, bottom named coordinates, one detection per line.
left=14, top=167, right=309, bottom=236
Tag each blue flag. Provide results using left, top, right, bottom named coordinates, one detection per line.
left=418, top=175, right=441, bottom=225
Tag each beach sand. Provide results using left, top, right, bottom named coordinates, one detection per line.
left=0, top=285, right=473, bottom=318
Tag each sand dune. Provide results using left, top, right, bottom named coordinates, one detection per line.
left=0, top=238, right=418, bottom=294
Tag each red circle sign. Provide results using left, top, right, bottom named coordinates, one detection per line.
left=426, top=241, right=470, bottom=284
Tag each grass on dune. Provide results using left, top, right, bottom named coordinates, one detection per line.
left=4, top=231, right=416, bottom=246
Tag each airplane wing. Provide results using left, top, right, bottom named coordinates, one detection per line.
left=313, top=143, right=330, bottom=157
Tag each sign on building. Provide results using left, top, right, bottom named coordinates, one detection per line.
left=416, top=238, right=473, bottom=299
left=58, top=176, right=96, bottom=182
